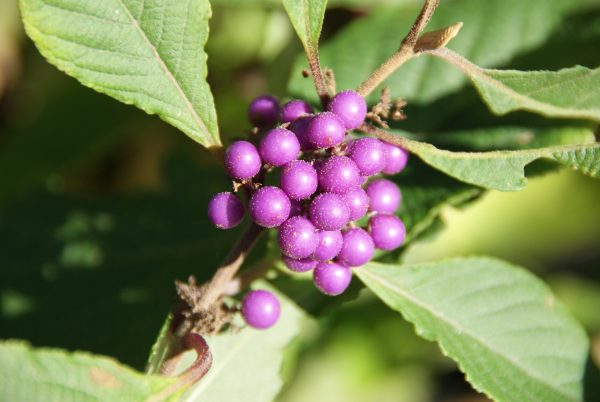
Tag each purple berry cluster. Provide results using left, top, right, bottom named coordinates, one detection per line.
left=208, top=90, right=409, bottom=329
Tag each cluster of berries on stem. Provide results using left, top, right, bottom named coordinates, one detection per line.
left=208, top=90, right=409, bottom=329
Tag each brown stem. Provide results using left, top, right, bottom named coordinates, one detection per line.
left=307, top=45, right=330, bottom=107
left=196, top=222, right=265, bottom=310
left=359, top=123, right=412, bottom=149
left=356, top=0, right=441, bottom=97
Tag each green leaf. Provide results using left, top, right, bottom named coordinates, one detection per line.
left=389, top=133, right=600, bottom=191
left=282, top=0, right=327, bottom=56
left=0, top=341, right=176, bottom=402
left=19, top=0, right=221, bottom=149
left=429, top=49, right=600, bottom=122
left=288, top=0, right=594, bottom=103
left=356, top=257, right=589, bottom=402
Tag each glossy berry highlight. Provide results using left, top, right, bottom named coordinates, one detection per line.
left=369, top=214, right=406, bottom=250
left=327, top=90, right=367, bottom=130
left=318, top=156, right=361, bottom=194
left=338, top=228, right=374, bottom=267
left=307, top=112, right=346, bottom=148
left=248, top=95, right=279, bottom=127
left=280, top=160, right=318, bottom=200
left=280, top=99, right=313, bottom=123
left=365, top=178, right=401, bottom=214
left=313, top=230, right=343, bottom=261
left=224, top=141, right=262, bottom=180
left=249, top=186, right=291, bottom=228
left=278, top=216, right=319, bottom=259
left=241, top=290, right=281, bottom=329
left=382, top=142, right=409, bottom=174
left=259, top=127, right=300, bottom=167
left=313, top=261, right=352, bottom=296
left=309, top=192, right=350, bottom=231
left=349, top=137, right=385, bottom=176
left=207, top=192, right=245, bottom=229
left=282, top=255, right=318, bottom=273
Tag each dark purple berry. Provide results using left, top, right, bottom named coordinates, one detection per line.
left=280, top=160, right=318, bottom=200
left=318, top=156, right=360, bottom=194
left=313, top=230, right=343, bottom=261
left=382, top=142, right=409, bottom=174
left=369, top=214, right=406, bottom=250
left=278, top=216, right=318, bottom=259
left=241, top=290, right=280, bottom=329
left=327, top=90, right=367, bottom=130
left=338, top=228, right=374, bottom=267
left=280, top=100, right=313, bottom=123
left=248, top=95, right=279, bottom=127
left=307, top=112, right=346, bottom=149
left=313, top=261, right=352, bottom=296
left=343, top=187, right=370, bottom=221
left=249, top=186, right=291, bottom=228
left=282, top=255, right=318, bottom=273
left=309, top=193, right=350, bottom=231
left=207, top=192, right=245, bottom=229
left=349, top=138, right=385, bottom=176
left=289, top=115, right=314, bottom=151
left=224, top=141, right=262, bottom=180
left=259, top=128, right=300, bottom=167
left=365, top=179, right=401, bottom=214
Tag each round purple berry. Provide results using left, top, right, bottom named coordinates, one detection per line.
left=307, top=112, right=346, bottom=149
left=207, top=192, right=245, bottom=229
left=309, top=193, right=350, bottom=231
left=289, top=115, right=314, bottom=151
left=248, top=95, right=279, bottom=127
left=259, top=128, right=300, bottom=167
left=224, top=141, right=262, bottom=180
left=278, top=216, right=318, bottom=259
left=382, top=142, right=409, bottom=174
left=313, top=261, right=352, bottom=296
left=327, top=90, right=367, bottom=130
left=313, top=230, right=343, bottom=261
left=282, top=255, right=318, bottom=273
left=318, top=156, right=360, bottom=194
left=349, top=137, right=385, bottom=176
left=343, top=187, right=370, bottom=221
left=241, top=290, right=280, bottom=329
left=280, top=99, right=313, bottom=123
left=365, top=179, right=401, bottom=214
left=249, top=186, right=291, bottom=228
left=369, top=214, right=406, bottom=251
left=280, top=160, right=318, bottom=200
left=338, top=228, right=374, bottom=267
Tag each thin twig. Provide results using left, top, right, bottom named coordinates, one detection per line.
left=356, top=0, right=441, bottom=97
left=308, top=44, right=330, bottom=107
left=359, top=123, right=412, bottom=149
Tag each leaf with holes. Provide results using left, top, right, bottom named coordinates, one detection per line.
left=429, top=48, right=600, bottom=122
left=356, top=257, right=589, bottom=402
left=0, top=341, right=176, bottom=402
left=19, top=0, right=221, bottom=149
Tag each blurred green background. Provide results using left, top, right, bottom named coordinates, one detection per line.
left=1, top=1, right=599, bottom=401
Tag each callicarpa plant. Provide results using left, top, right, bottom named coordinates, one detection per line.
left=3, top=0, right=600, bottom=401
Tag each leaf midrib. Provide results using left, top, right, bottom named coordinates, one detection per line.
left=114, top=0, right=212, bottom=140
left=358, top=267, right=577, bottom=401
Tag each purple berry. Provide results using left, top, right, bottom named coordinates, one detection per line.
left=343, top=187, right=370, bottom=221
left=282, top=255, right=318, bottom=273
left=309, top=193, right=350, bottom=231
left=349, top=138, right=385, bottom=176
left=365, top=179, right=401, bottom=214
left=280, top=160, right=318, bottom=200
left=338, top=228, right=374, bottom=267
left=224, top=141, right=262, bottom=180
left=318, top=156, right=360, bottom=194
left=313, top=230, right=343, bottom=261
left=280, top=100, right=313, bottom=123
left=248, top=95, right=279, bottom=127
left=241, top=290, right=280, bottom=329
left=327, top=90, right=367, bottom=130
left=369, top=214, right=406, bottom=250
left=313, top=261, right=352, bottom=296
left=289, top=115, right=314, bottom=151
left=207, top=192, right=245, bottom=229
left=259, top=128, right=300, bottom=167
left=382, top=142, right=409, bottom=174
left=278, top=216, right=318, bottom=259
left=307, top=112, right=346, bottom=149
left=249, top=186, right=291, bottom=228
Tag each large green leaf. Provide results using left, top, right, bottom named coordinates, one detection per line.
left=0, top=341, right=176, bottom=402
left=380, top=131, right=599, bottom=191
left=356, top=257, right=589, bottom=402
left=429, top=49, right=600, bottom=122
left=282, top=0, right=327, bottom=55
left=288, top=0, right=596, bottom=103
left=19, top=0, right=221, bottom=148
